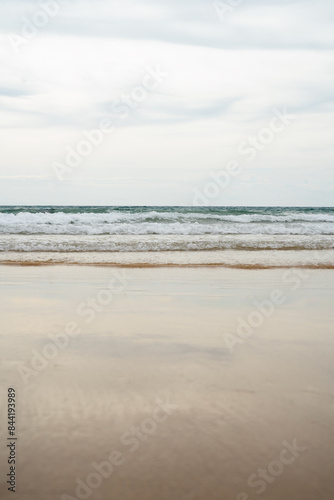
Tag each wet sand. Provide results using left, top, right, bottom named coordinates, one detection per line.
left=1, top=248, right=334, bottom=268
left=0, top=265, right=334, bottom=499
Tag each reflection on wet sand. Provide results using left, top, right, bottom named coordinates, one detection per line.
left=0, top=266, right=334, bottom=500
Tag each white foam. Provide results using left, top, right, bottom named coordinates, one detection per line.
left=0, top=234, right=333, bottom=252
left=1, top=211, right=334, bottom=236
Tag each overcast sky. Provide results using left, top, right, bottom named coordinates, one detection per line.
left=0, top=0, right=333, bottom=206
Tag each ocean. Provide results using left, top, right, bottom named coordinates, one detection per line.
left=1, top=206, right=334, bottom=267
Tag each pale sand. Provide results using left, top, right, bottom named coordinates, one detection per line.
left=0, top=265, right=334, bottom=500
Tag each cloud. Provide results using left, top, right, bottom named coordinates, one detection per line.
left=0, top=175, right=52, bottom=180
left=0, top=0, right=333, bottom=204
left=0, top=85, right=32, bottom=97
left=1, top=0, right=334, bottom=50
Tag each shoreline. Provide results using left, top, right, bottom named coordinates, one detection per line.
left=1, top=248, right=334, bottom=268
left=1, top=261, right=334, bottom=269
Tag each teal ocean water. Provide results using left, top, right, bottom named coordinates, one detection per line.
left=0, top=206, right=333, bottom=266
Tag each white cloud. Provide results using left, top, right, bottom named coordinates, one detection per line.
left=0, top=0, right=333, bottom=205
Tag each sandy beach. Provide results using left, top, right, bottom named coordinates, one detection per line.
left=1, top=0, right=334, bottom=494
left=1, top=264, right=334, bottom=500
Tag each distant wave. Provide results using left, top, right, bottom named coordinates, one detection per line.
left=1, top=207, right=334, bottom=254
left=1, top=211, right=334, bottom=236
